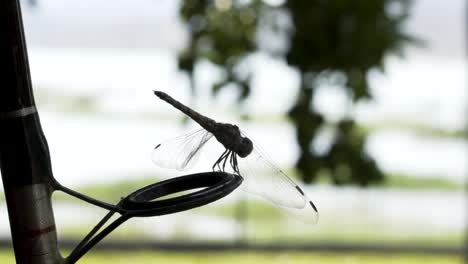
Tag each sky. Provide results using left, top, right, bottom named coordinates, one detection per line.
left=21, top=0, right=464, bottom=58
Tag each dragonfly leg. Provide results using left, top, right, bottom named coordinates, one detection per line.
left=219, top=150, right=232, bottom=171
left=230, top=154, right=239, bottom=175
left=222, top=150, right=232, bottom=171
left=212, top=149, right=229, bottom=171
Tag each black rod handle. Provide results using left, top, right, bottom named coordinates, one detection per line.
left=0, top=1, right=63, bottom=263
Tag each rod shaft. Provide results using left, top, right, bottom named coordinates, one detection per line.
left=0, top=1, right=63, bottom=263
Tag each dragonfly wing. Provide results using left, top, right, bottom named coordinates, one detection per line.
left=152, top=129, right=213, bottom=171
left=237, top=140, right=319, bottom=224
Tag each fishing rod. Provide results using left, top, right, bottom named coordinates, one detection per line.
left=0, top=1, right=242, bottom=263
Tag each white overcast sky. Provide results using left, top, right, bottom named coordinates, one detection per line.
left=21, top=0, right=465, bottom=59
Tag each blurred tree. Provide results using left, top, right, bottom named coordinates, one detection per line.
left=178, top=0, right=414, bottom=186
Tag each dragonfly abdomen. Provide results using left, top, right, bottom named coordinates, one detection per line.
left=154, top=90, right=217, bottom=131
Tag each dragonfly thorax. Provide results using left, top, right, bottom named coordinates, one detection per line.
left=214, top=123, right=253, bottom=158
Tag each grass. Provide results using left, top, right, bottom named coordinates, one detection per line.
left=46, top=177, right=463, bottom=246
left=244, top=223, right=463, bottom=246
left=35, top=88, right=100, bottom=114
left=35, top=87, right=467, bottom=139
left=383, top=173, right=464, bottom=190
left=357, top=121, right=467, bottom=139
left=53, top=175, right=159, bottom=203
left=54, top=221, right=463, bottom=248
left=57, top=223, right=153, bottom=241
left=68, top=173, right=465, bottom=203
left=0, top=250, right=462, bottom=264
left=48, top=173, right=464, bottom=207
left=308, top=170, right=464, bottom=191
left=207, top=203, right=463, bottom=246
left=1, top=172, right=463, bottom=204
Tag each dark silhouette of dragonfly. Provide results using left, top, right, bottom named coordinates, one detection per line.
left=152, top=90, right=318, bottom=223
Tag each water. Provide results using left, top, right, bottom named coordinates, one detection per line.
left=38, top=114, right=298, bottom=187
left=3, top=109, right=464, bottom=240
left=0, top=186, right=464, bottom=240
left=34, top=111, right=467, bottom=186
left=367, top=130, right=468, bottom=182
left=1, top=107, right=464, bottom=187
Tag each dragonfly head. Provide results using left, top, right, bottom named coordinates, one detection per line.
left=237, top=137, right=253, bottom=158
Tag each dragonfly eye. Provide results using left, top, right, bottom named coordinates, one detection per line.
left=237, top=137, right=253, bottom=158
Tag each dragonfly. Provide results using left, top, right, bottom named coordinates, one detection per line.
left=152, top=90, right=318, bottom=223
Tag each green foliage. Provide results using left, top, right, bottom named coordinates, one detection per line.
left=286, top=1, right=412, bottom=75
left=179, top=0, right=261, bottom=97
left=0, top=251, right=460, bottom=264
left=178, top=0, right=414, bottom=185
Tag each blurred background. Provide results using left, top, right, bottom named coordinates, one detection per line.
left=0, top=0, right=466, bottom=263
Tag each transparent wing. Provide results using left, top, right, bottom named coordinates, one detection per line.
left=237, top=132, right=319, bottom=224
left=152, top=129, right=213, bottom=171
